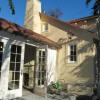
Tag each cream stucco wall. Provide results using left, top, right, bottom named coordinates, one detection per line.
left=24, top=0, right=96, bottom=94
left=42, top=20, right=96, bottom=95
left=57, top=39, right=95, bottom=95
left=42, top=22, right=69, bottom=42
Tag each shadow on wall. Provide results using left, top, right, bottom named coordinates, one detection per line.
left=69, top=41, right=95, bottom=84
left=69, top=56, right=94, bottom=83
left=58, top=40, right=95, bottom=85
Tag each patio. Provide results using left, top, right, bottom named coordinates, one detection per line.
left=12, top=88, right=75, bottom=100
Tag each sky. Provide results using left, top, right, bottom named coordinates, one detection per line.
left=0, top=0, right=95, bottom=26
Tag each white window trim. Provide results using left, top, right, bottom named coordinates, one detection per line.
left=68, top=43, right=77, bottom=63
left=41, top=22, right=48, bottom=32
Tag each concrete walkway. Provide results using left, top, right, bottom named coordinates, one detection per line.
left=14, top=89, right=75, bottom=100
left=22, top=94, right=50, bottom=100
left=14, top=89, right=55, bottom=100
left=22, top=90, right=49, bottom=100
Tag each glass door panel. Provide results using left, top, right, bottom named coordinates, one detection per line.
left=8, top=45, right=22, bottom=90
left=37, top=49, right=46, bottom=86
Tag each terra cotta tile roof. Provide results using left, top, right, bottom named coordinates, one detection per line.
left=0, top=18, right=59, bottom=48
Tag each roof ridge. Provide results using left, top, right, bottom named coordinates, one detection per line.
left=67, top=15, right=99, bottom=23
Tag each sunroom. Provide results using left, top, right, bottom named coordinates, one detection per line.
left=0, top=18, right=57, bottom=99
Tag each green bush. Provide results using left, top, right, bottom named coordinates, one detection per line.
left=53, top=81, right=63, bottom=90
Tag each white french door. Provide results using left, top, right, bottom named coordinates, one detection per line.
left=36, top=47, right=47, bottom=87
left=38, top=49, right=45, bottom=86
left=8, top=43, right=25, bottom=98
left=0, top=38, right=25, bottom=99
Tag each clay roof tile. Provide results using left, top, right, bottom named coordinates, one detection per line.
left=0, top=18, right=59, bottom=48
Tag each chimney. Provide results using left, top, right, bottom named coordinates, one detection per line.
left=24, top=0, right=41, bottom=34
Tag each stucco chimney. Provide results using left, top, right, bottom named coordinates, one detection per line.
left=24, top=0, right=41, bottom=34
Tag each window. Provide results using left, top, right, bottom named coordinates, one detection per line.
left=42, top=23, right=48, bottom=32
left=68, top=44, right=77, bottom=63
left=8, top=45, right=22, bottom=90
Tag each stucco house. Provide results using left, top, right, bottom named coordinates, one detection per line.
left=24, top=0, right=98, bottom=95
left=0, top=0, right=99, bottom=99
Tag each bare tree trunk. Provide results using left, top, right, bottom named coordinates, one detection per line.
left=96, top=16, right=100, bottom=82
left=96, top=16, right=100, bottom=97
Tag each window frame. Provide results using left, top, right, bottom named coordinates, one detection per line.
left=8, top=41, right=25, bottom=91
left=8, top=44, right=22, bottom=90
left=68, top=43, right=77, bottom=63
left=41, top=22, right=48, bottom=32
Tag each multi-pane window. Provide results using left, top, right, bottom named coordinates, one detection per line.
left=8, top=45, right=22, bottom=90
left=0, top=42, right=3, bottom=78
left=37, top=49, right=46, bottom=86
left=68, top=44, right=77, bottom=63
left=42, top=23, right=48, bottom=32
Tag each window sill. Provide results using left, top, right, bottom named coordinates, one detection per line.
left=67, top=61, right=77, bottom=64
